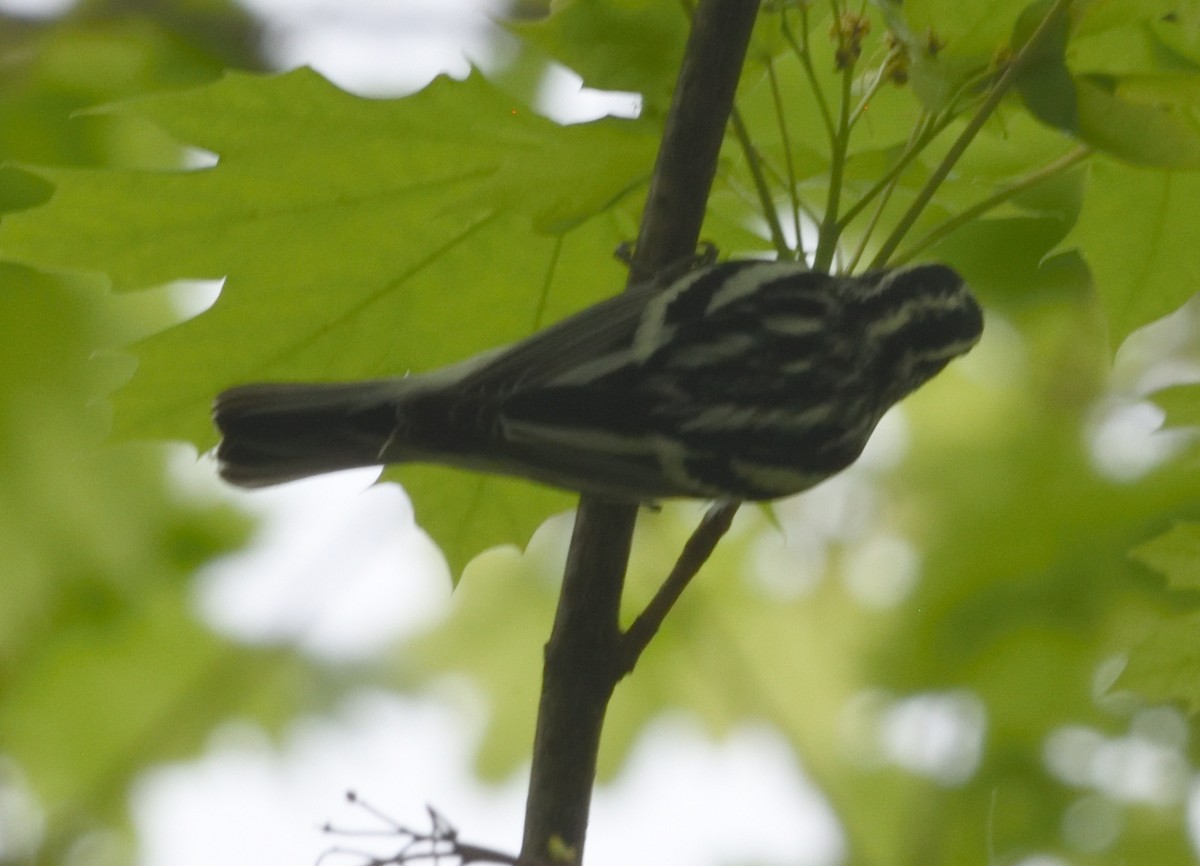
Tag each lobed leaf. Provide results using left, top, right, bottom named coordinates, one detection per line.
left=1130, top=521, right=1200, bottom=591
left=1059, top=158, right=1200, bottom=347
left=1117, top=613, right=1200, bottom=713
left=0, top=67, right=657, bottom=572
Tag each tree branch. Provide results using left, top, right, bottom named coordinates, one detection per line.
left=620, top=501, right=740, bottom=675
left=518, top=2, right=762, bottom=863
left=322, top=797, right=551, bottom=866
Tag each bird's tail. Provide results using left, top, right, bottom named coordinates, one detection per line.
left=213, top=381, right=408, bottom=488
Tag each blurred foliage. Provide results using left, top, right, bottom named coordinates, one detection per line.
left=5, top=1, right=1200, bottom=866
left=0, top=4, right=324, bottom=865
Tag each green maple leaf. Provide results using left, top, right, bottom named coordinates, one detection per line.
left=1150, top=382, right=1200, bottom=429
left=1117, top=613, right=1200, bottom=712
left=0, top=67, right=659, bottom=573
left=513, top=0, right=686, bottom=114
left=1130, top=522, right=1200, bottom=592
left=1058, top=158, right=1200, bottom=347
left=1118, top=523, right=1200, bottom=710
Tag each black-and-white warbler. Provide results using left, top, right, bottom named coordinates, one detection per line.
left=214, top=260, right=982, bottom=500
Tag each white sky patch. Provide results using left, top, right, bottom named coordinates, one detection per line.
left=132, top=698, right=843, bottom=866
left=1110, top=292, right=1200, bottom=394
left=1044, top=709, right=1192, bottom=808
left=1090, top=291, right=1200, bottom=480
left=0, top=759, right=42, bottom=864
left=841, top=532, right=920, bottom=608
left=878, top=691, right=987, bottom=786
left=1012, top=857, right=1071, bottom=866
left=192, top=469, right=450, bottom=661
left=181, top=147, right=219, bottom=170
left=167, top=279, right=224, bottom=321
left=1087, top=398, right=1191, bottom=482
left=233, top=0, right=640, bottom=121
left=533, top=65, right=641, bottom=122
left=750, top=524, right=827, bottom=599
left=236, top=0, right=512, bottom=95
left=856, top=404, right=911, bottom=472
left=132, top=692, right=524, bottom=866
left=588, top=715, right=844, bottom=866
left=0, top=0, right=74, bottom=17
left=776, top=471, right=883, bottom=544
left=953, top=310, right=1026, bottom=388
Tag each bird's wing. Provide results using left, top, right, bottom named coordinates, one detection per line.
left=448, top=283, right=657, bottom=392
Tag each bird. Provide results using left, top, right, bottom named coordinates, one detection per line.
left=213, top=259, right=982, bottom=501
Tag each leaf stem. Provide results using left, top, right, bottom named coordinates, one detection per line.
left=620, top=502, right=741, bottom=673
left=730, top=108, right=791, bottom=258
left=842, top=110, right=941, bottom=272
left=836, top=109, right=948, bottom=231
left=867, top=0, right=1075, bottom=268
left=813, top=57, right=855, bottom=272
left=890, top=144, right=1091, bottom=266
left=782, top=6, right=836, bottom=145
left=766, top=55, right=805, bottom=257
left=846, top=45, right=900, bottom=132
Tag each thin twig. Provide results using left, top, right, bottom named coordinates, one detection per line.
left=868, top=0, right=1074, bottom=268
left=765, top=56, right=805, bottom=256
left=845, top=46, right=900, bottom=132
left=836, top=60, right=998, bottom=267
left=843, top=110, right=941, bottom=272
left=890, top=144, right=1091, bottom=266
left=321, top=797, right=548, bottom=866
left=835, top=109, right=947, bottom=231
left=620, top=501, right=741, bottom=675
left=812, top=59, right=855, bottom=272
left=782, top=6, right=836, bottom=144
left=730, top=108, right=790, bottom=257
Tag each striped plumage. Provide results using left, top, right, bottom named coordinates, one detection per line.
left=214, top=260, right=982, bottom=500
